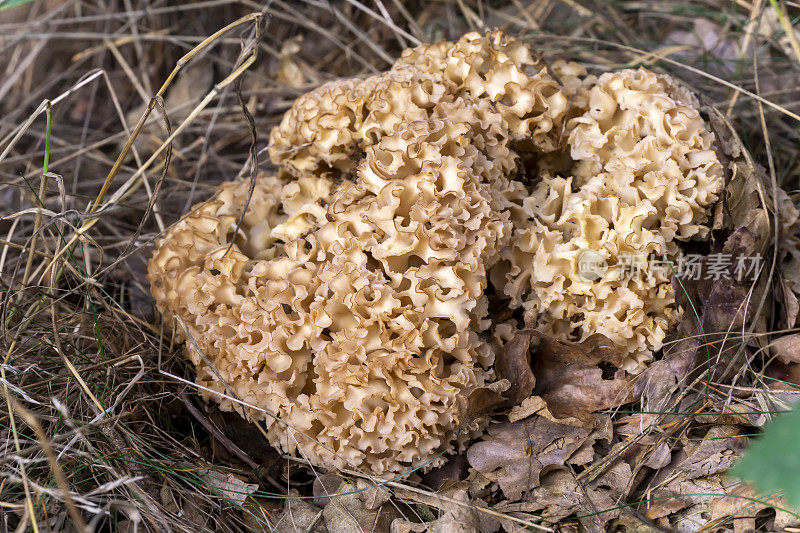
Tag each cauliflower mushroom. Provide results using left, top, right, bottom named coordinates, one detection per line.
left=150, top=31, right=725, bottom=474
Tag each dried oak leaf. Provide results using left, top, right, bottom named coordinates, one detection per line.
left=312, top=473, right=345, bottom=507
left=765, top=359, right=800, bottom=405
left=771, top=333, right=800, bottom=364
left=634, top=319, right=700, bottom=412
left=390, top=488, right=494, bottom=533
left=642, top=426, right=750, bottom=531
left=644, top=474, right=727, bottom=529
left=457, top=379, right=510, bottom=433
left=614, top=414, right=674, bottom=471
left=643, top=473, right=800, bottom=533
left=272, top=492, right=326, bottom=533
left=532, top=333, right=636, bottom=424
left=494, top=330, right=535, bottom=406
left=466, top=415, right=592, bottom=500
left=322, top=479, right=399, bottom=533
left=709, top=484, right=800, bottom=532
left=495, top=460, right=633, bottom=532
left=196, top=469, right=258, bottom=505
left=677, top=425, right=747, bottom=479
left=778, top=275, right=799, bottom=329
left=508, top=395, right=583, bottom=426
left=568, top=415, right=614, bottom=467
left=765, top=331, right=800, bottom=397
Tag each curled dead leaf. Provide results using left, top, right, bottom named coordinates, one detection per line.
left=495, top=460, right=633, bottom=531
left=771, top=333, right=800, bottom=364
left=466, top=415, right=592, bottom=500
left=457, top=379, right=509, bottom=433
left=272, top=492, right=325, bottom=533
left=508, top=395, right=583, bottom=426
left=494, top=330, right=535, bottom=406
left=778, top=275, right=799, bottom=329
left=322, top=479, right=398, bottom=533
left=532, top=333, right=636, bottom=424
left=312, top=473, right=345, bottom=507
left=391, top=488, right=491, bottom=533
left=678, top=425, right=747, bottom=480
left=635, top=320, right=700, bottom=412
left=196, top=468, right=258, bottom=505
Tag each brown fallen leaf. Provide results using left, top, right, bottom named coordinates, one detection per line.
left=764, top=359, right=800, bottom=407
left=322, top=479, right=399, bottom=533
left=508, top=395, right=583, bottom=426
left=710, top=483, right=800, bottom=532
left=312, top=473, right=345, bottom=507
left=699, top=277, right=754, bottom=334
left=677, top=425, right=747, bottom=480
left=390, top=488, right=493, bottom=533
left=532, top=333, right=636, bottom=424
left=778, top=275, right=800, bottom=329
left=782, top=236, right=800, bottom=304
left=457, top=379, right=509, bottom=434
left=494, top=330, right=535, bottom=406
left=569, top=415, right=613, bottom=468
left=272, top=492, right=326, bottom=533
left=644, top=473, right=728, bottom=528
left=643, top=442, right=673, bottom=471
left=466, top=415, right=592, bottom=500
left=722, top=224, right=763, bottom=257
left=462, top=380, right=508, bottom=417
left=771, top=333, right=800, bottom=364
left=635, top=319, right=700, bottom=412
left=391, top=484, right=504, bottom=533
left=708, top=484, right=764, bottom=533
left=640, top=424, right=749, bottom=531
left=614, top=413, right=674, bottom=471
left=643, top=473, right=800, bottom=533
left=496, top=461, right=633, bottom=532
left=611, top=513, right=665, bottom=533
left=196, top=468, right=258, bottom=505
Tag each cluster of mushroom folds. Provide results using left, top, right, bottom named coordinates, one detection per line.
left=496, top=68, right=724, bottom=371
left=149, top=31, right=724, bottom=474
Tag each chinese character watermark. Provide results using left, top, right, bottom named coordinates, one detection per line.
left=576, top=250, right=763, bottom=283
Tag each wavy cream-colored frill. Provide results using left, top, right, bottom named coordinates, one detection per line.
left=268, top=30, right=568, bottom=177
left=495, top=69, right=724, bottom=372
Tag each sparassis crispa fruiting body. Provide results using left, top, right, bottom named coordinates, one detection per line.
left=148, top=31, right=723, bottom=474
